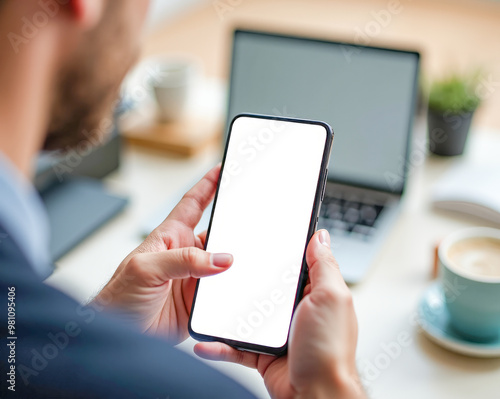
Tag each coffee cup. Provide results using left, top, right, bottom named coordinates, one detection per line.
left=439, top=227, right=500, bottom=342
left=150, top=59, right=198, bottom=122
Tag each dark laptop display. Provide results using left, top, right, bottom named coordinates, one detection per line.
left=226, top=30, right=420, bottom=194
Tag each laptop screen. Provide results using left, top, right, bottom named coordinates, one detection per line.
left=226, top=30, right=420, bottom=194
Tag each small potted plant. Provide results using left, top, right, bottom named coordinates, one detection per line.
left=427, top=73, right=482, bottom=156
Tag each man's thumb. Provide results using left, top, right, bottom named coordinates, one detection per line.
left=306, top=230, right=345, bottom=289
left=126, top=247, right=233, bottom=285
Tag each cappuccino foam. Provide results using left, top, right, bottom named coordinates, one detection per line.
left=448, top=237, right=500, bottom=278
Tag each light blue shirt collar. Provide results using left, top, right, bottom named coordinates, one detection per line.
left=0, top=152, right=52, bottom=278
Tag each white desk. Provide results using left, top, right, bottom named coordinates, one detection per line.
left=46, top=125, right=500, bottom=399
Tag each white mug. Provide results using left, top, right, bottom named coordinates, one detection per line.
left=151, top=59, right=198, bottom=122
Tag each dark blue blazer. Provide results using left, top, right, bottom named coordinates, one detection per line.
left=0, top=223, right=257, bottom=399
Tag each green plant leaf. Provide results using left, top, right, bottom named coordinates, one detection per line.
left=428, top=74, right=481, bottom=114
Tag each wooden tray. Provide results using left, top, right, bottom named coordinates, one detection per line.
left=121, top=115, right=222, bottom=157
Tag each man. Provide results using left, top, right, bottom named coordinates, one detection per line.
left=0, top=0, right=366, bottom=398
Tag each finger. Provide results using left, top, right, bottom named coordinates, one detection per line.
left=162, top=164, right=221, bottom=231
left=305, top=230, right=346, bottom=291
left=302, top=282, right=312, bottom=297
left=194, top=342, right=260, bottom=369
left=127, top=247, right=232, bottom=285
left=197, top=230, right=208, bottom=248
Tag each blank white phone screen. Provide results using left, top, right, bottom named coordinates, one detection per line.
left=190, top=116, right=327, bottom=349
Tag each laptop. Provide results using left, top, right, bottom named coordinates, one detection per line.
left=225, top=29, right=420, bottom=283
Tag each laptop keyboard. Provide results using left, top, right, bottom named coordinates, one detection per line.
left=318, top=192, right=385, bottom=239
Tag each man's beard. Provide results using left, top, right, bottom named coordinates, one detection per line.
left=43, top=2, right=138, bottom=151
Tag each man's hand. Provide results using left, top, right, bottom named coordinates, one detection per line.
left=194, top=230, right=366, bottom=399
left=91, top=164, right=232, bottom=344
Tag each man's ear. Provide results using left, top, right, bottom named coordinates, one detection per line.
left=68, top=0, right=105, bottom=29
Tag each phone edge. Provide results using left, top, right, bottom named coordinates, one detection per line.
left=188, top=113, right=334, bottom=356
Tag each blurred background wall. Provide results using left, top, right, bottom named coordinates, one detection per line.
left=146, top=0, right=209, bottom=30
left=143, top=0, right=500, bottom=130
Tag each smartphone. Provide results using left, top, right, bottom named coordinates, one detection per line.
left=189, top=114, right=333, bottom=355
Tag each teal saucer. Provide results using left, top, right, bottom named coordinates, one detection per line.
left=417, top=282, right=500, bottom=357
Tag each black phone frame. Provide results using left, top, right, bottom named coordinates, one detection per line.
left=188, top=113, right=333, bottom=356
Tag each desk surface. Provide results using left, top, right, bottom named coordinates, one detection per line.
left=47, top=124, right=500, bottom=399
